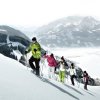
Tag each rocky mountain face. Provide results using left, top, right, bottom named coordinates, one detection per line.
left=0, top=25, right=46, bottom=65
left=0, top=25, right=31, bottom=61
left=34, top=16, right=100, bottom=47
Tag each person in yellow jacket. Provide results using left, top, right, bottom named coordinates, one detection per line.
left=25, top=37, right=41, bottom=76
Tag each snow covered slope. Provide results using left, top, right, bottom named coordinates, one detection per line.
left=0, top=53, right=100, bottom=100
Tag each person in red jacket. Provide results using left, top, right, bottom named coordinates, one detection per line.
left=44, top=53, right=57, bottom=79
left=83, top=71, right=89, bottom=90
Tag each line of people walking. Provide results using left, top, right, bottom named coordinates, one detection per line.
left=25, top=37, right=89, bottom=90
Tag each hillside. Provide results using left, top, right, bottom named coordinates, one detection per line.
left=0, top=25, right=31, bottom=61
left=0, top=54, right=100, bottom=100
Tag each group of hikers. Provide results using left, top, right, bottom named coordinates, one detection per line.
left=25, top=37, right=89, bottom=90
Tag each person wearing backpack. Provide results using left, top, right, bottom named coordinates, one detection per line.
left=25, top=37, right=41, bottom=76
left=83, top=71, right=89, bottom=90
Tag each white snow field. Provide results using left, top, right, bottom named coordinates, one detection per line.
left=0, top=47, right=100, bottom=100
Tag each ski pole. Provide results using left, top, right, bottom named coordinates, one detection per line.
left=77, top=78, right=80, bottom=88
left=25, top=54, right=29, bottom=70
left=40, top=58, right=45, bottom=78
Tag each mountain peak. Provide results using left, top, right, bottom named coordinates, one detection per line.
left=35, top=16, right=100, bottom=47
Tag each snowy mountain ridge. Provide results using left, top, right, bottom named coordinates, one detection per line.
left=34, top=16, right=100, bottom=47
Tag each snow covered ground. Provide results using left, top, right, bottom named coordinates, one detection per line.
left=0, top=47, right=100, bottom=100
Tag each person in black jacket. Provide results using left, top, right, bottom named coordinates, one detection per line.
left=83, top=71, right=89, bottom=90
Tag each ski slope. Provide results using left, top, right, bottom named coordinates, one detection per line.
left=0, top=53, right=100, bottom=100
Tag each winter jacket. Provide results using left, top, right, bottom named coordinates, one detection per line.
left=69, top=68, right=76, bottom=76
left=27, top=42, right=41, bottom=59
left=44, top=55, right=57, bottom=67
left=59, top=61, right=65, bottom=71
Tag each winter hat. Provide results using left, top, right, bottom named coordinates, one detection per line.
left=71, top=63, right=74, bottom=69
left=84, top=71, right=86, bottom=73
left=61, top=56, right=65, bottom=61
left=61, top=56, right=64, bottom=59
left=50, top=53, right=54, bottom=57
left=32, top=37, right=37, bottom=41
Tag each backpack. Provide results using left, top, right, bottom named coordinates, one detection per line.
left=83, top=73, right=89, bottom=82
left=64, top=61, right=69, bottom=69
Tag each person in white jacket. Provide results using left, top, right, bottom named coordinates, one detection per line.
left=59, top=59, right=66, bottom=83
left=69, top=63, right=77, bottom=85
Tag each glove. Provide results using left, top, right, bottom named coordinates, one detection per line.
left=34, top=49, right=37, bottom=52
left=43, top=52, right=46, bottom=55
left=25, top=51, right=28, bottom=54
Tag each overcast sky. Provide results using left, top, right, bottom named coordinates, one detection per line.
left=0, top=0, right=100, bottom=27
